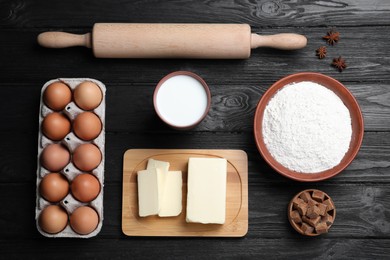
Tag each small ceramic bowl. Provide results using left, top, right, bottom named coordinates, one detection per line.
left=153, top=71, right=211, bottom=130
left=288, top=189, right=336, bottom=236
left=254, top=72, right=364, bottom=181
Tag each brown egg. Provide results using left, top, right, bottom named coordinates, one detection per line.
left=43, top=82, right=72, bottom=111
left=39, top=173, right=69, bottom=202
left=71, top=173, right=101, bottom=202
left=73, top=144, right=102, bottom=171
left=39, top=205, right=68, bottom=234
left=73, top=112, right=102, bottom=141
left=42, top=112, right=71, bottom=141
left=70, top=206, right=99, bottom=235
left=74, top=81, right=103, bottom=110
left=41, top=144, right=70, bottom=171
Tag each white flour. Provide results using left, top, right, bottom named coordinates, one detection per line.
left=262, top=81, right=352, bottom=173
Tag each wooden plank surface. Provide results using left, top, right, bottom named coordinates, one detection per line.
left=2, top=183, right=390, bottom=239
left=1, top=28, right=389, bottom=84
left=0, top=0, right=389, bottom=259
left=1, top=0, right=390, bottom=28
left=1, top=132, right=390, bottom=184
left=1, top=82, right=390, bottom=132
left=0, top=238, right=389, bottom=259
left=122, top=149, right=248, bottom=237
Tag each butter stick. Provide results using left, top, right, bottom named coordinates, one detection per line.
left=159, top=171, right=182, bottom=217
left=186, top=158, right=227, bottom=224
left=137, top=169, right=160, bottom=217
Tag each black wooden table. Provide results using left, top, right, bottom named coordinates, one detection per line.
left=1, top=1, right=389, bottom=259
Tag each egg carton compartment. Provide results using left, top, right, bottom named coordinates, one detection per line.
left=36, top=78, right=106, bottom=238
left=39, top=161, right=104, bottom=184
left=36, top=191, right=103, bottom=238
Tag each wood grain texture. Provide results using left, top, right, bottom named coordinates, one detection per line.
left=91, top=23, right=253, bottom=59
left=1, top=0, right=390, bottom=28
left=1, top=27, right=390, bottom=85
left=1, top=183, right=389, bottom=239
left=122, top=149, right=248, bottom=237
left=1, top=131, right=390, bottom=184
left=0, top=238, right=389, bottom=259
left=0, top=82, right=389, bottom=132
left=0, top=0, right=389, bottom=258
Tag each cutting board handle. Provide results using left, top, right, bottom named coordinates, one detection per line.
left=37, top=32, right=92, bottom=48
left=251, top=33, right=307, bottom=50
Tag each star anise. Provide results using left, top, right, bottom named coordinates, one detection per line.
left=332, top=56, right=347, bottom=72
left=316, top=46, right=327, bottom=59
left=323, top=30, right=340, bottom=45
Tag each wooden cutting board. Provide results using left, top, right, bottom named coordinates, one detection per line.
left=122, top=149, right=248, bottom=237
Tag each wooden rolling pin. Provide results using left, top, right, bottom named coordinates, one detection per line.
left=38, top=23, right=307, bottom=59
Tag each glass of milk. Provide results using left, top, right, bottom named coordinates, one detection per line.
left=153, top=71, right=211, bottom=130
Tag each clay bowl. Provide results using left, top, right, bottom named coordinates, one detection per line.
left=253, top=72, right=364, bottom=182
left=153, top=71, right=211, bottom=130
left=288, top=189, right=336, bottom=236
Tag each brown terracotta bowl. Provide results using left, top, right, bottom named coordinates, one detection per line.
left=254, top=72, right=364, bottom=181
left=288, top=189, right=336, bottom=236
left=153, top=71, right=211, bottom=130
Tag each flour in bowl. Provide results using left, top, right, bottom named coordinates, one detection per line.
left=262, top=81, right=352, bottom=173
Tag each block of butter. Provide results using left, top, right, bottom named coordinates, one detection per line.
left=147, top=159, right=170, bottom=208
left=137, top=159, right=182, bottom=217
left=137, top=169, right=160, bottom=217
left=186, top=158, right=227, bottom=224
left=159, top=171, right=182, bottom=217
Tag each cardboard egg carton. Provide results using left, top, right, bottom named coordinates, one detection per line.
left=35, top=78, right=106, bottom=238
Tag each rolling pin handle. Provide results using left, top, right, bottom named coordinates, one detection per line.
left=250, top=33, right=307, bottom=50
left=37, top=32, right=92, bottom=48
